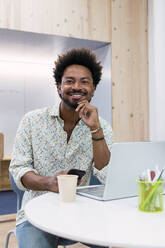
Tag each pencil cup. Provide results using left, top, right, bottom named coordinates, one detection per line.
left=57, top=175, right=78, bottom=202
left=137, top=179, right=164, bottom=213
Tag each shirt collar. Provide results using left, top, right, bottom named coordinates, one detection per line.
left=49, top=102, right=86, bottom=128
left=49, top=101, right=61, bottom=117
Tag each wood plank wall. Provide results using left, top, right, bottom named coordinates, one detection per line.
left=0, top=160, right=11, bottom=190
left=0, top=0, right=111, bottom=42
left=111, top=0, right=149, bottom=141
left=0, top=0, right=149, bottom=142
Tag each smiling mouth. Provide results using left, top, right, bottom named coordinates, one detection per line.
left=67, top=90, right=87, bottom=99
left=68, top=92, right=86, bottom=95
left=70, top=94, right=85, bottom=100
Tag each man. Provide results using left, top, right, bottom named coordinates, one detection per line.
left=10, top=48, right=113, bottom=248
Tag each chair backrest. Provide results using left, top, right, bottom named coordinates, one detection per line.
left=9, top=173, right=24, bottom=211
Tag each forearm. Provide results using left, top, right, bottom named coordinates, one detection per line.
left=91, top=127, right=110, bottom=170
left=21, top=171, right=59, bottom=192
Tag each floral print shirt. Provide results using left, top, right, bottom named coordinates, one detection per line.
left=10, top=103, right=114, bottom=225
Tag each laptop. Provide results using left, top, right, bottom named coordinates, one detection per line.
left=77, top=141, right=165, bottom=201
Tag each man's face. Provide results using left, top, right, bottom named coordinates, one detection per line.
left=57, top=64, right=95, bottom=109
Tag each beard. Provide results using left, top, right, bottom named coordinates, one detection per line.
left=59, top=95, right=79, bottom=109
left=59, top=89, right=89, bottom=109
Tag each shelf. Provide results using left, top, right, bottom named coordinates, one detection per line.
left=0, top=158, right=11, bottom=162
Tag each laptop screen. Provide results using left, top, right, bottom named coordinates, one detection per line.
left=104, top=141, right=165, bottom=199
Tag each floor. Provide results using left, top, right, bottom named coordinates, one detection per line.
left=0, top=214, right=18, bottom=248
left=0, top=214, right=93, bottom=248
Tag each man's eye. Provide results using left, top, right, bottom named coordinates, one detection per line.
left=65, top=80, right=73, bottom=84
left=81, top=81, right=89, bottom=84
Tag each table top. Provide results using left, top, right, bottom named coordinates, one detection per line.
left=25, top=192, right=165, bottom=248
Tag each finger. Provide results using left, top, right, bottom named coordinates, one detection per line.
left=55, top=170, right=68, bottom=177
left=80, top=105, right=92, bottom=118
left=82, top=107, right=89, bottom=118
left=77, top=179, right=82, bottom=185
left=77, top=99, right=88, bottom=105
left=79, top=105, right=88, bottom=118
left=75, top=102, right=86, bottom=112
left=76, top=100, right=91, bottom=112
left=61, top=170, right=68, bottom=175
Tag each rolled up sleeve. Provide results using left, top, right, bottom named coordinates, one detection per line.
left=9, top=114, right=38, bottom=191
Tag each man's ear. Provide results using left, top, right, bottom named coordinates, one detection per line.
left=57, top=83, right=61, bottom=94
left=91, top=85, right=96, bottom=97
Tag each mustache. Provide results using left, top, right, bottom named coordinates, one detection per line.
left=67, top=89, right=87, bottom=95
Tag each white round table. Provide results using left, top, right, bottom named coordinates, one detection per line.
left=25, top=192, right=165, bottom=248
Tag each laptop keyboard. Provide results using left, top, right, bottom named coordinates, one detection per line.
left=78, top=185, right=105, bottom=197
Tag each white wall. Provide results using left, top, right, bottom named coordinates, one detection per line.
left=92, top=45, right=112, bottom=124
left=148, top=0, right=165, bottom=141
left=0, top=60, right=58, bottom=158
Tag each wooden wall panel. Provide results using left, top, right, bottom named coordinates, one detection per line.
left=0, top=0, right=111, bottom=42
left=0, top=159, right=11, bottom=190
left=111, top=0, right=149, bottom=141
left=0, top=133, right=4, bottom=159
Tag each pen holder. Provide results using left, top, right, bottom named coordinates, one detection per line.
left=137, top=179, right=164, bottom=213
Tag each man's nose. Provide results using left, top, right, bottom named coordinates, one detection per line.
left=73, top=81, right=81, bottom=89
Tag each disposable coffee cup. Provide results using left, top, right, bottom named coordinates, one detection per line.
left=57, top=175, right=78, bottom=202
left=137, top=179, right=164, bottom=212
